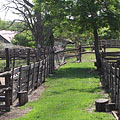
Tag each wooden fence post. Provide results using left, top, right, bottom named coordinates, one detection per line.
left=118, top=65, right=120, bottom=119
left=4, top=48, right=10, bottom=71
left=19, top=65, right=22, bottom=92
left=42, top=54, right=46, bottom=83
left=111, top=64, right=115, bottom=103
left=12, top=49, right=16, bottom=69
left=36, top=61, right=40, bottom=87
left=79, top=45, right=82, bottom=62
left=5, top=73, right=11, bottom=111
left=103, top=45, right=106, bottom=53
left=4, top=48, right=12, bottom=107
left=49, top=47, right=54, bottom=74
left=27, top=65, right=31, bottom=92
left=27, top=49, right=30, bottom=65
left=31, top=62, right=35, bottom=89
left=109, top=63, right=112, bottom=93
left=46, top=48, right=49, bottom=76
left=62, top=48, right=65, bottom=64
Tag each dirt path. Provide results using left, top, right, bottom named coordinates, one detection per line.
left=0, top=85, right=46, bottom=120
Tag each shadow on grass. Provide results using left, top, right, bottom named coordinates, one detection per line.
left=51, top=67, right=98, bottom=79
left=47, top=66, right=101, bottom=96
left=50, top=87, right=101, bottom=96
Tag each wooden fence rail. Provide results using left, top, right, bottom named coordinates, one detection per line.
left=0, top=45, right=120, bottom=111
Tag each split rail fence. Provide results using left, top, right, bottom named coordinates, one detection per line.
left=0, top=45, right=120, bottom=112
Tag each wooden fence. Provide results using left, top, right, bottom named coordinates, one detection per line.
left=0, top=45, right=120, bottom=112
left=100, top=51, right=120, bottom=118
left=0, top=47, right=54, bottom=111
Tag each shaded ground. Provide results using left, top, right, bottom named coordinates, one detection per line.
left=0, top=85, right=46, bottom=120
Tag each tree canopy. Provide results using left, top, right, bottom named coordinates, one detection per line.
left=2, top=0, right=120, bottom=69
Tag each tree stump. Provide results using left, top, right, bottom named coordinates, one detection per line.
left=18, top=91, right=28, bottom=106
left=95, top=98, right=109, bottom=112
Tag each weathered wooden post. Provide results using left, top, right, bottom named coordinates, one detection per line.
left=51, top=47, right=54, bottom=74
left=79, top=45, right=82, bottom=62
left=111, top=64, right=115, bottom=103
left=109, top=63, right=112, bottom=93
left=103, top=45, right=106, bottom=53
left=4, top=48, right=10, bottom=71
left=5, top=72, right=11, bottom=111
left=36, top=48, right=41, bottom=62
left=118, top=64, right=120, bottom=119
left=18, top=65, right=22, bottom=92
left=48, top=47, right=51, bottom=74
left=45, top=47, right=49, bottom=76
left=27, top=65, right=31, bottom=92
left=4, top=48, right=13, bottom=106
left=27, top=49, right=30, bottom=65
left=36, top=61, right=40, bottom=87
left=31, top=62, right=35, bottom=89
left=12, top=49, right=16, bottom=69
left=62, top=48, right=66, bottom=64
left=42, top=48, right=46, bottom=83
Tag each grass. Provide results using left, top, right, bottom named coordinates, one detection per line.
left=13, top=61, right=114, bottom=120
left=106, top=48, right=120, bottom=52
left=0, top=60, right=6, bottom=72
left=82, top=53, right=95, bottom=61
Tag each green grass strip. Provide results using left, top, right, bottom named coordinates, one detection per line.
left=13, top=61, right=114, bottom=120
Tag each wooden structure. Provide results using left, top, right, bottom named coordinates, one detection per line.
left=0, top=45, right=120, bottom=112
left=0, top=71, right=11, bottom=111
left=0, top=47, right=55, bottom=111
left=100, top=50, right=120, bottom=118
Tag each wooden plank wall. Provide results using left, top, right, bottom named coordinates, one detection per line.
left=11, top=49, right=54, bottom=103
left=100, top=56, right=120, bottom=114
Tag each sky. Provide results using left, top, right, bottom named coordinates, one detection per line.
left=0, top=0, right=33, bottom=21
left=0, top=0, right=21, bottom=21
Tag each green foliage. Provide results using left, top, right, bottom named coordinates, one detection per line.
left=0, top=18, right=23, bottom=31
left=34, top=0, right=120, bottom=47
left=99, top=27, right=120, bottom=40
left=13, top=61, right=114, bottom=120
left=0, top=18, right=8, bottom=30
left=12, top=31, right=35, bottom=48
left=8, top=22, right=25, bottom=31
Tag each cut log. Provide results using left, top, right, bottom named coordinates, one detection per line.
left=95, top=98, right=109, bottom=112
left=18, top=91, right=28, bottom=106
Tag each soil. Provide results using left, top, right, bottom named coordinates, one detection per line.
left=0, top=85, right=46, bottom=120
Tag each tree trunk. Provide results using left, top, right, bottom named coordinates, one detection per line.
left=93, top=26, right=101, bottom=70
left=33, top=11, right=44, bottom=49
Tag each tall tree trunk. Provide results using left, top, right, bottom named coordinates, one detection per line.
left=35, top=12, right=44, bottom=49
left=93, top=25, right=101, bottom=70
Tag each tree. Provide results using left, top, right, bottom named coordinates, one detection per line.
left=12, top=31, right=35, bottom=47
left=38, top=0, right=120, bottom=70
left=3, top=0, right=44, bottom=48
left=33, top=0, right=75, bottom=48
left=0, top=18, right=8, bottom=30
left=71, top=0, right=120, bottom=70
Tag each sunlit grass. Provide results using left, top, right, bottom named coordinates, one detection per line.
left=106, top=48, right=120, bottom=52
left=13, top=61, right=114, bottom=120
